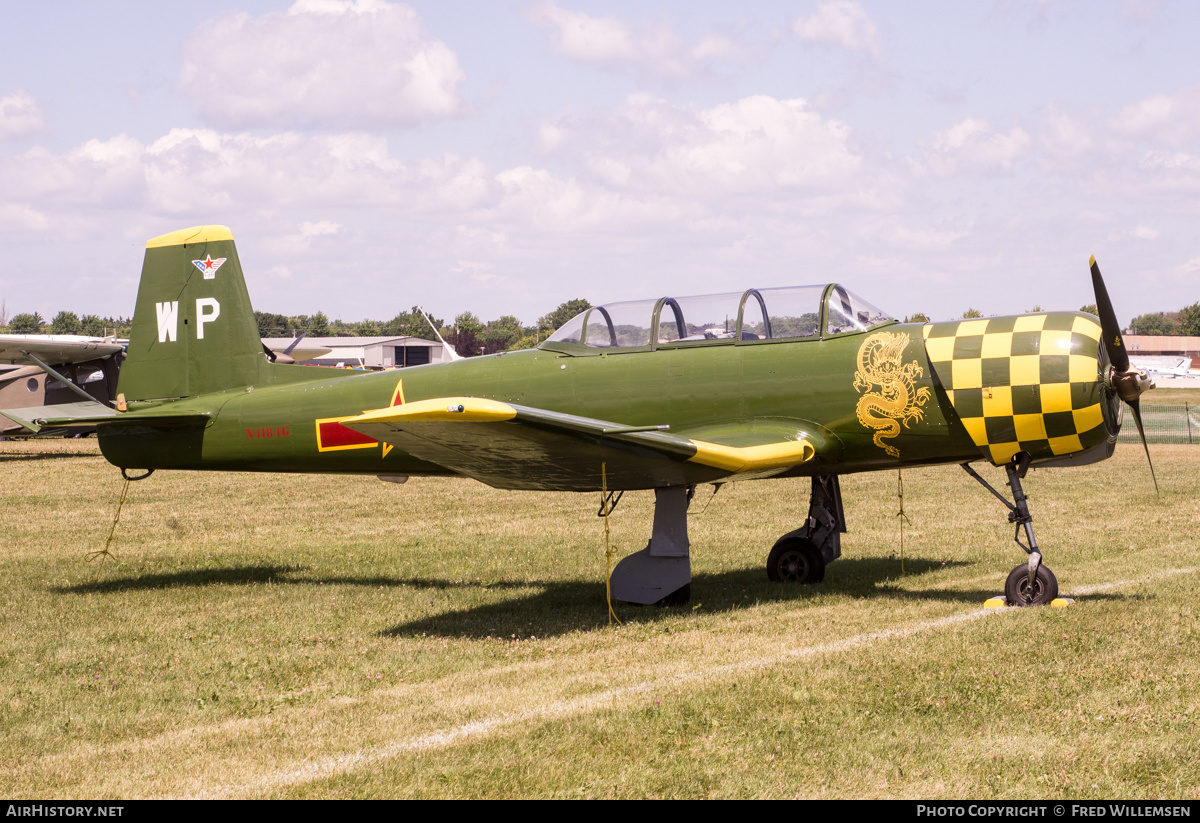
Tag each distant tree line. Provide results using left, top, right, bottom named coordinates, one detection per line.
left=1128, top=303, right=1200, bottom=336
left=901, top=303, right=1183, bottom=328
left=0, top=298, right=594, bottom=358
left=0, top=309, right=131, bottom=337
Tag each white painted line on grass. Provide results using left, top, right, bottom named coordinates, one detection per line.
left=215, top=610, right=1001, bottom=797
left=1068, top=566, right=1198, bottom=596
left=212, top=565, right=1199, bottom=798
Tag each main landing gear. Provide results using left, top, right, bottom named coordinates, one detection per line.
left=767, top=475, right=845, bottom=585
left=609, top=475, right=848, bottom=606
left=962, top=453, right=1059, bottom=607
left=609, top=485, right=695, bottom=606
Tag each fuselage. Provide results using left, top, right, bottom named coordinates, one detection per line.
left=87, top=227, right=1121, bottom=488
left=98, top=313, right=1120, bottom=488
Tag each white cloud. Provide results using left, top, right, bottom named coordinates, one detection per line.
left=300, top=220, right=343, bottom=240
left=449, top=259, right=500, bottom=284
left=886, top=225, right=968, bottom=250
left=491, top=165, right=689, bottom=232
left=527, top=1, right=635, bottom=62
left=0, top=202, right=49, bottom=231
left=1, top=136, right=149, bottom=209
left=1, top=123, right=700, bottom=239
left=179, top=0, right=464, bottom=129
left=793, top=1, right=882, bottom=60
left=1123, top=149, right=1200, bottom=198
left=268, top=220, right=346, bottom=252
left=1175, top=257, right=1200, bottom=276
left=0, top=129, right=493, bottom=215
left=921, top=118, right=1030, bottom=176
left=542, top=94, right=865, bottom=198
left=525, top=1, right=742, bottom=79
left=1112, top=86, right=1200, bottom=149
left=1038, top=106, right=1095, bottom=159
left=1137, top=149, right=1200, bottom=174
left=0, top=91, right=46, bottom=140
left=1121, top=0, right=1168, bottom=25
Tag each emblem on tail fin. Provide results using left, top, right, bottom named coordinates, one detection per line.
left=192, top=255, right=227, bottom=279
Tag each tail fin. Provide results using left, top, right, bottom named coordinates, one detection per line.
left=118, top=226, right=266, bottom=401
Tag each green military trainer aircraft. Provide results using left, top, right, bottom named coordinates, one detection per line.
left=4, top=226, right=1156, bottom=607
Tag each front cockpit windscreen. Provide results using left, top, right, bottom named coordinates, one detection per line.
left=824, top=286, right=893, bottom=336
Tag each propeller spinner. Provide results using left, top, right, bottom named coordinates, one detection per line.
left=1090, top=256, right=1159, bottom=494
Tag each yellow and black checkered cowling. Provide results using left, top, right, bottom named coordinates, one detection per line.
left=922, top=312, right=1118, bottom=465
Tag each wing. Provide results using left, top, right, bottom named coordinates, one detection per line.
left=341, top=396, right=820, bottom=491
left=0, top=335, right=125, bottom=366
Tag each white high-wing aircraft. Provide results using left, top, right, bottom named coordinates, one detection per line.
left=1129, top=356, right=1196, bottom=380
left=0, top=335, right=126, bottom=435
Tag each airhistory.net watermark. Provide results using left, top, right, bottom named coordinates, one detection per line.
left=5, top=807, right=123, bottom=818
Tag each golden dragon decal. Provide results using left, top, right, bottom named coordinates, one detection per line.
left=853, top=332, right=931, bottom=458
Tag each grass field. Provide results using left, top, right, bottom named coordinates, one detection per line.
left=1, top=436, right=1198, bottom=799
left=1115, top=387, right=1200, bottom=444
left=1141, top=388, right=1200, bottom=405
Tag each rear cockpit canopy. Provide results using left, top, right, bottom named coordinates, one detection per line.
left=542, top=285, right=893, bottom=353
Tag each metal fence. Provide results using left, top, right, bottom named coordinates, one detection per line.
left=1117, top=404, right=1200, bottom=444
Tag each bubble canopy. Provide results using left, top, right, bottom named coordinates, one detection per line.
left=542, top=285, right=894, bottom=353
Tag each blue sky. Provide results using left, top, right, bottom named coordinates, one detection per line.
left=2, top=0, right=1198, bottom=328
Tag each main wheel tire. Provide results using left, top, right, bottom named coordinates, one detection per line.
left=767, top=538, right=825, bottom=584
left=1004, top=563, right=1058, bottom=606
left=653, top=583, right=691, bottom=606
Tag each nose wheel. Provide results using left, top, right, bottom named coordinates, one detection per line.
left=1004, top=561, right=1058, bottom=606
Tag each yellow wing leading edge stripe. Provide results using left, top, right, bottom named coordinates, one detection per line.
left=348, top=396, right=518, bottom=425
left=923, top=312, right=1107, bottom=465
left=344, top=397, right=815, bottom=474
left=686, top=438, right=814, bottom=473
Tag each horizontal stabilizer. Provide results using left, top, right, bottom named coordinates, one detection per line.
left=343, top=396, right=816, bottom=491
left=0, top=401, right=210, bottom=433
left=0, top=400, right=119, bottom=433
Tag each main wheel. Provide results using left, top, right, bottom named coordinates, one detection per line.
left=1004, top=563, right=1058, bottom=606
left=653, top=583, right=691, bottom=607
left=767, top=538, right=825, bottom=584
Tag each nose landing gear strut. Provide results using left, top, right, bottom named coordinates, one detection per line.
left=962, top=452, right=1059, bottom=607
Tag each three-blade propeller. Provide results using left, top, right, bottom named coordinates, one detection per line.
left=1090, top=256, right=1159, bottom=494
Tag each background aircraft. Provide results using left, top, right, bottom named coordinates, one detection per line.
left=2, top=226, right=1155, bottom=607
left=262, top=335, right=333, bottom=366
left=1129, top=356, right=1196, bottom=380
left=0, top=335, right=125, bottom=436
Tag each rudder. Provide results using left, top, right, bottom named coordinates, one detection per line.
left=118, top=226, right=266, bottom=401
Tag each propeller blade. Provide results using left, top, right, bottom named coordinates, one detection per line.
left=1090, top=255, right=1129, bottom=372
left=1091, top=256, right=1158, bottom=496
left=282, top=331, right=307, bottom=357
left=1128, top=400, right=1160, bottom=496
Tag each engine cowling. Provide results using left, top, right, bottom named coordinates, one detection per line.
left=921, top=311, right=1120, bottom=466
